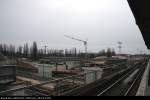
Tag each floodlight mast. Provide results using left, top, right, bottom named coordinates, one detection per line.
left=118, top=41, right=122, bottom=55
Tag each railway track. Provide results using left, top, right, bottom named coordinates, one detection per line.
left=124, top=62, right=147, bottom=96
left=64, top=62, right=140, bottom=96
left=96, top=61, right=147, bottom=96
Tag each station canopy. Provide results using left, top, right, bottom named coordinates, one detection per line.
left=127, top=0, right=150, bottom=49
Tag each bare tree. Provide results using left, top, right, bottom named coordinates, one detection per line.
left=23, top=43, right=29, bottom=57
left=17, top=46, right=23, bottom=57
left=31, top=41, right=38, bottom=60
left=106, top=48, right=112, bottom=57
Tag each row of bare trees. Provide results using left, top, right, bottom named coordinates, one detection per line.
left=98, top=48, right=116, bottom=57
left=0, top=42, right=38, bottom=60
left=0, top=41, right=116, bottom=60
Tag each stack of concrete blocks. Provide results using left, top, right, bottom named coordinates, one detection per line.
left=37, top=64, right=52, bottom=79
left=66, top=61, right=80, bottom=69
left=82, top=67, right=103, bottom=84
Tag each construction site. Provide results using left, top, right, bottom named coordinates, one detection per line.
left=0, top=48, right=150, bottom=96
left=0, top=0, right=150, bottom=97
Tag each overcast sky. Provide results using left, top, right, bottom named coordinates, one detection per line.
left=0, top=0, right=149, bottom=54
